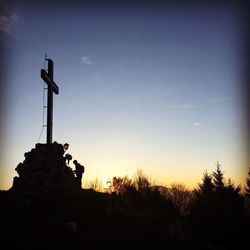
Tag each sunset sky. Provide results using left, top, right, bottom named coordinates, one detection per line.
left=0, top=1, right=248, bottom=190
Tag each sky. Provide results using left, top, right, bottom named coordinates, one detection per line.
left=0, top=0, right=249, bottom=190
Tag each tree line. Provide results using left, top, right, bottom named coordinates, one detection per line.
left=85, top=164, right=250, bottom=248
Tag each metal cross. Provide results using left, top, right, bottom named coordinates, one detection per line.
left=41, top=59, right=59, bottom=144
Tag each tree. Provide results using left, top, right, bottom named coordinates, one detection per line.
left=109, top=170, right=171, bottom=210
left=189, top=167, right=246, bottom=247
left=245, top=168, right=250, bottom=198
left=198, top=171, right=214, bottom=195
left=190, top=171, right=215, bottom=223
left=133, top=169, right=152, bottom=192
left=84, top=176, right=104, bottom=192
left=109, top=176, right=133, bottom=196
left=166, top=183, right=191, bottom=217
left=212, top=161, right=224, bottom=190
left=226, top=178, right=241, bottom=193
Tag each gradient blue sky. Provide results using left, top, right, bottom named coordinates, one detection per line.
left=0, top=1, right=248, bottom=189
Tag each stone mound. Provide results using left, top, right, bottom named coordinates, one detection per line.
left=11, top=142, right=79, bottom=193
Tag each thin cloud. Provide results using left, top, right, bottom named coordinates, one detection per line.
left=81, top=56, right=93, bottom=65
left=210, top=96, right=239, bottom=103
left=193, top=122, right=201, bottom=127
left=165, top=104, right=193, bottom=109
left=0, top=12, right=18, bottom=34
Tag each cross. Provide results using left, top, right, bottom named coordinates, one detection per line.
left=40, top=59, right=59, bottom=144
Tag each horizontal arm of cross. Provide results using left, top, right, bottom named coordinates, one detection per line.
left=41, top=69, right=59, bottom=94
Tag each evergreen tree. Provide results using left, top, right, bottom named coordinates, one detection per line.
left=245, top=168, right=250, bottom=198
left=189, top=165, right=246, bottom=247
left=198, top=171, right=214, bottom=195
left=212, top=161, right=224, bottom=190
left=190, top=171, right=215, bottom=224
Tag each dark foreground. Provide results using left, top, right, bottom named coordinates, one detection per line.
left=0, top=189, right=248, bottom=250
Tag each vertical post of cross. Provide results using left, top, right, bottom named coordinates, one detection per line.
left=47, top=59, right=53, bottom=144
left=41, top=58, right=59, bottom=144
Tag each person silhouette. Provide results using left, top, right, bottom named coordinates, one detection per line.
left=73, top=160, right=85, bottom=188
left=65, top=153, right=72, bottom=165
left=63, top=143, right=69, bottom=151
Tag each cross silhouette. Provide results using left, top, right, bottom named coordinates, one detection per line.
left=41, top=59, right=59, bottom=144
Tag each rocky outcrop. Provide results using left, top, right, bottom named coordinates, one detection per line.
left=11, top=142, right=79, bottom=193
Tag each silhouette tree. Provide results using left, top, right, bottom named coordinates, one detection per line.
left=85, top=176, right=104, bottom=192
left=226, top=178, right=241, bottom=193
left=245, top=168, right=250, bottom=198
left=108, top=171, right=174, bottom=211
left=110, top=176, right=133, bottom=196
left=190, top=171, right=215, bottom=230
left=244, top=168, right=250, bottom=224
left=198, top=171, right=214, bottom=195
left=189, top=166, right=246, bottom=248
left=166, top=183, right=191, bottom=217
left=212, top=161, right=224, bottom=190
left=133, top=169, right=152, bottom=192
